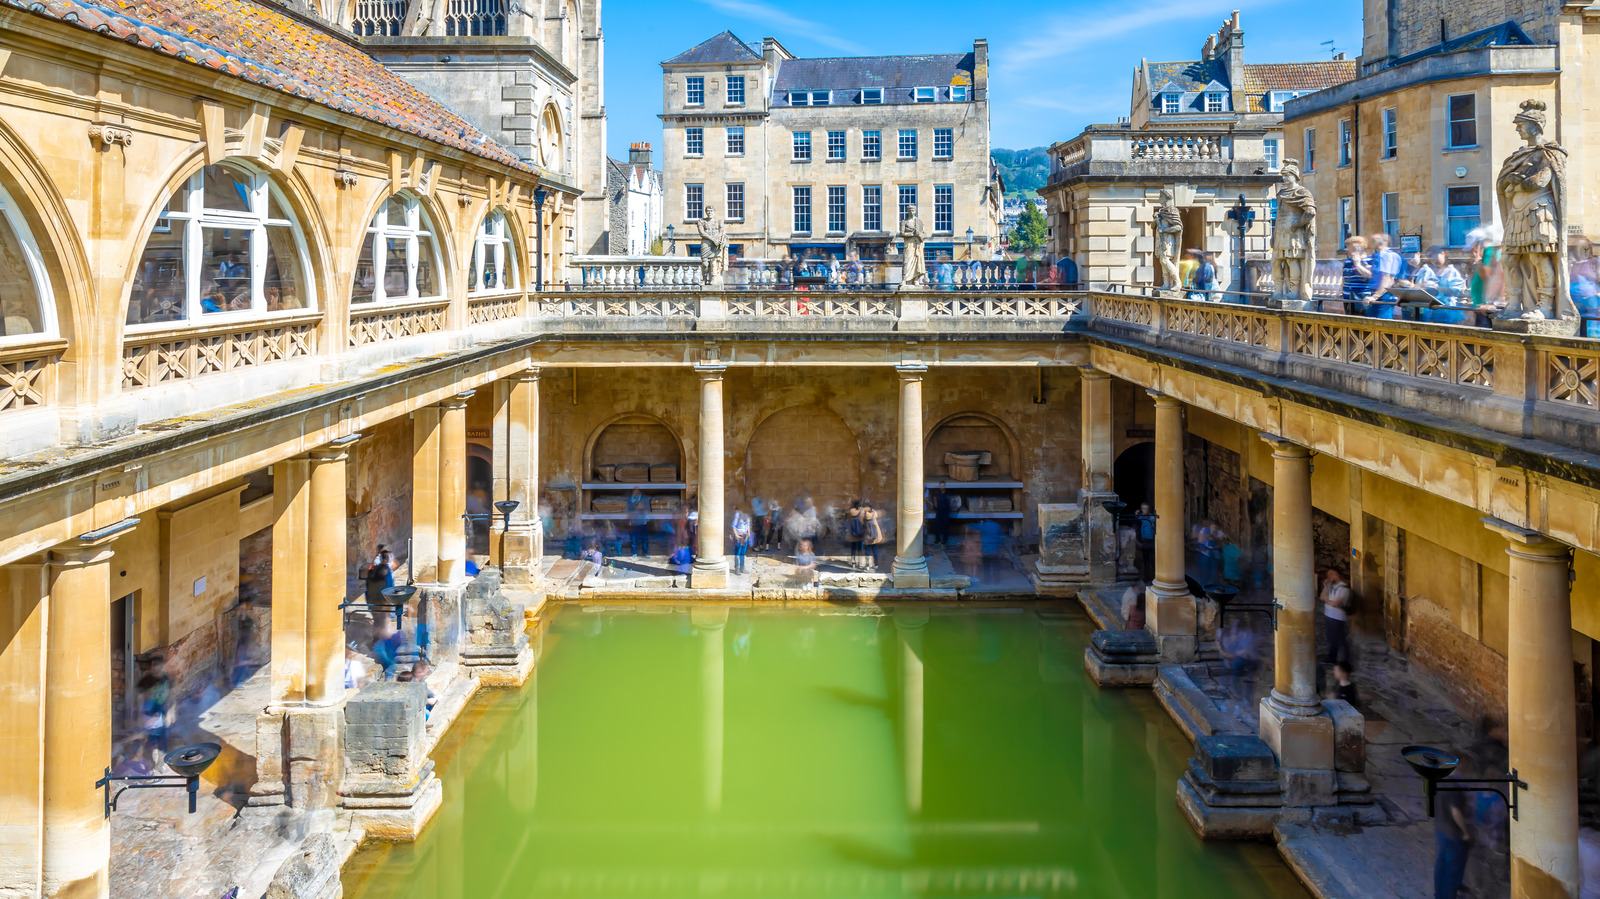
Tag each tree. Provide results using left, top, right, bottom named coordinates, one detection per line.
left=1010, top=202, right=1048, bottom=254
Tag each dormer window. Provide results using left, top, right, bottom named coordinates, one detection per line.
left=791, top=90, right=830, bottom=106
left=951, top=85, right=968, bottom=102
left=1204, top=91, right=1225, bottom=113
left=1159, top=92, right=1180, bottom=114
left=914, top=86, right=936, bottom=103
left=861, top=87, right=883, bottom=105
left=1268, top=90, right=1309, bottom=113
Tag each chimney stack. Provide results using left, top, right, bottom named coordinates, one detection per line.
left=629, top=142, right=652, bottom=167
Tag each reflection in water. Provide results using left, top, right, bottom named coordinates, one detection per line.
left=345, top=602, right=1306, bottom=899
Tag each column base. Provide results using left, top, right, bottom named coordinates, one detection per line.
left=462, top=643, right=535, bottom=687
left=690, top=559, right=729, bottom=589
left=343, top=766, right=444, bottom=841
left=1259, top=695, right=1336, bottom=807
left=1082, top=628, right=1160, bottom=687
left=891, top=557, right=930, bottom=590
left=1147, top=582, right=1196, bottom=663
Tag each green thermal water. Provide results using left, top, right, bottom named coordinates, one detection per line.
left=345, top=602, right=1306, bottom=898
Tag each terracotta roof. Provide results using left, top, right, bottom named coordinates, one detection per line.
left=1239, top=61, right=1358, bottom=95
left=4, top=0, right=534, bottom=173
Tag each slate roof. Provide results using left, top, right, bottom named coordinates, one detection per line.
left=3, top=0, right=534, bottom=173
left=1389, top=20, right=1535, bottom=67
left=773, top=52, right=973, bottom=106
left=663, top=30, right=761, bottom=65
left=1146, top=58, right=1228, bottom=93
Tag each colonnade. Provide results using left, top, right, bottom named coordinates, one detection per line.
left=1077, top=364, right=1583, bottom=898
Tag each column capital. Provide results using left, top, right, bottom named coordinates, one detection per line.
left=439, top=391, right=475, bottom=409
left=694, top=361, right=727, bottom=376
left=308, top=433, right=361, bottom=463
left=1079, top=366, right=1112, bottom=381
left=1147, top=390, right=1181, bottom=407
left=896, top=362, right=928, bottom=377
left=1482, top=517, right=1572, bottom=558
left=509, top=365, right=542, bottom=382
left=1259, top=433, right=1311, bottom=458
left=52, top=517, right=138, bottom=566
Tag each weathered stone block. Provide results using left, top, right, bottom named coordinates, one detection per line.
left=1195, top=734, right=1278, bottom=783
left=282, top=708, right=342, bottom=810
left=265, top=832, right=342, bottom=899
left=1323, top=699, right=1366, bottom=774
left=344, top=682, right=426, bottom=779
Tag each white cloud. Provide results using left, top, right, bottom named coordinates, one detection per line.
left=1004, top=0, right=1287, bottom=69
left=694, top=0, right=865, bottom=53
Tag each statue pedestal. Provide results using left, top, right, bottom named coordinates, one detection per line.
left=1265, top=297, right=1313, bottom=311
left=1491, top=316, right=1580, bottom=336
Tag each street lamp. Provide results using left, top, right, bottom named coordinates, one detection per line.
left=494, top=499, right=520, bottom=565
left=96, top=742, right=221, bottom=817
left=666, top=224, right=676, bottom=255
left=1402, top=745, right=1527, bottom=819
left=1225, top=194, right=1256, bottom=302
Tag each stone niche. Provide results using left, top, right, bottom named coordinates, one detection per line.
left=460, top=567, right=534, bottom=686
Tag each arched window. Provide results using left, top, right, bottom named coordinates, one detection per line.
left=469, top=211, right=518, bottom=294
left=352, top=194, right=442, bottom=304
left=444, top=0, right=506, bottom=36
left=128, top=164, right=312, bottom=326
left=353, top=0, right=405, bottom=35
left=0, top=184, right=55, bottom=340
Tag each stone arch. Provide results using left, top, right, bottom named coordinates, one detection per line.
left=925, top=410, right=1021, bottom=481
left=743, top=404, right=862, bottom=517
left=1114, top=442, right=1156, bottom=512
left=583, top=412, right=686, bottom=482
left=350, top=184, right=459, bottom=304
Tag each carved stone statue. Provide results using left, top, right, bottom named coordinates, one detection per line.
left=898, top=204, right=929, bottom=289
left=1153, top=189, right=1183, bottom=292
left=1495, top=100, right=1578, bottom=334
left=696, top=204, right=728, bottom=289
left=1269, top=158, right=1317, bottom=308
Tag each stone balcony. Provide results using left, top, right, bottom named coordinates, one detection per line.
left=1046, top=126, right=1275, bottom=186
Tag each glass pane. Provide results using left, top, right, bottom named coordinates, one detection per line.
left=0, top=212, right=44, bottom=336
left=352, top=234, right=377, bottom=304
left=482, top=241, right=502, bottom=290
left=202, top=165, right=253, bottom=215
left=264, top=225, right=307, bottom=311
left=129, top=220, right=187, bottom=325
left=387, top=197, right=409, bottom=228
left=268, top=190, right=290, bottom=223
left=200, top=227, right=252, bottom=313
left=416, top=234, right=438, bottom=297
left=384, top=237, right=408, bottom=298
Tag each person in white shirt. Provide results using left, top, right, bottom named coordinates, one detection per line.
left=344, top=642, right=368, bottom=691
left=1412, top=247, right=1468, bottom=298
left=730, top=508, right=752, bottom=574
left=1320, top=568, right=1351, bottom=667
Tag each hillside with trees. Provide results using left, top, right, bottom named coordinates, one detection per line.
left=992, top=147, right=1050, bottom=199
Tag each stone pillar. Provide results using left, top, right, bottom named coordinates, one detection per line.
left=691, top=607, right=727, bottom=811
left=894, top=606, right=929, bottom=814
left=40, top=520, right=135, bottom=899
left=1258, top=436, right=1334, bottom=806
left=1145, top=393, right=1193, bottom=661
left=306, top=439, right=357, bottom=706
left=436, top=393, right=473, bottom=586
left=893, top=364, right=930, bottom=589
left=1485, top=518, right=1579, bottom=898
left=1080, top=368, right=1119, bottom=583
left=691, top=364, right=728, bottom=589
left=499, top=368, right=543, bottom=593
left=0, top=559, right=47, bottom=897
left=269, top=458, right=311, bottom=707
left=411, top=406, right=442, bottom=584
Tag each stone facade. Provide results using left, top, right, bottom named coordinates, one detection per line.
left=660, top=32, right=1001, bottom=262
left=606, top=145, right=664, bottom=255
left=1363, top=0, right=1564, bottom=67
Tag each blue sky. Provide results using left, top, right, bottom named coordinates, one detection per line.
left=600, top=0, right=1364, bottom=159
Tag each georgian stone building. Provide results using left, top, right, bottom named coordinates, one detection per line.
left=660, top=31, right=1002, bottom=263
left=606, top=143, right=664, bottom=255
left=1038, top=12, right=1354, bottom=289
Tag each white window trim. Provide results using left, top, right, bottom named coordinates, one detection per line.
left=725, top=126, right=744, bottom=157
left=469, top=211, right=518, bottom=296
left=685, top=76, right=705, bottom=107
left=355, top=194, right=443, bottom=306
left=725, top=183, right=744, bottom=222
left=861, top=88, right=883, bottom=105
left=0, top=185, right=57, bottom=344
left=1204, top=91, right=1225, bottom=113
left=127, top=166, right=319, bottom=332
left=726, top=76, right=745, bottom=106
left=950, top=85, right=968, bottom=102
left=1447, top=93, right=1478, bottom=149
left=685, top=126, right=704, bottom=158
left=1160, top=93, right=1179, bottom=114
left=914, top=86, right=936, bottom=103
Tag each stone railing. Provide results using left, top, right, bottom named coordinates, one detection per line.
left=1081, top=292, right=1598, bottom=453
left=348, top=300, right=449, bottom=347
left=121, top=316, right=318, bottom=390
left=534, top=290, right=1083, bottom=328
left=1048, top=127, right=1268, bottom=185
left=0, top=338, right=64, bottom=410
left=567, top=255, right=702, bottom=289
left=467, top=293, right=523, bottom=325
left=1130, top=134, right=1225, bottom=160
left=565, top=257, right=1053, bottom=292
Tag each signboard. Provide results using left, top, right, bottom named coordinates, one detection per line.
left=1400, top=235, right=1422, bottom=254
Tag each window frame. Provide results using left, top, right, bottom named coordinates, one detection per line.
left=685, top=76, right=705, bottom=107
left=826, top=185, right=846, bottom=234
left=128, top=163, right=319, bottom=329
left=1263, top=138, right=1280, bottom=172
left=468, top=210, right=519, bottom=296
left=933, top=184, right=953, bottom=233
left=1382, top=107, right=1398, bottom=159
left=933, top=128, right=953, bottom=160
left=726, top=125, right=744, bottom=156
left=950, top=85, right=968, bottom=102
left=726, top=75, right=745, bottom=106
left=1338, top=119, right=1352, bottom=167
left=685, top=183, right=704, bottom=222
left=897, top=129, right=917, bottom=160
left=793, top=131, right=812, bottom=162
left=861, top=87, right=883, bottom=105
left=352, top=192, right=443, bottom=307
left=863, top=185, right=883, bottom=232
left=1447, top=93, right=1478, bottom=149
left=897, top=185, right=917, bottom=225
left=1204, top=91, right=1225, bottom=113
left=827, top=130, right=846, bottom=161
left=862, top=130, right=882, bottom=161
left=725, top=183, right=744, bottom=222
left=685, top=126, right=703, bottom=157
left=792, top=185, right=812, bottom=234
left=1381, top=191, right=1400, bottom=245
left=1446, top=185, right=1481, bottom=248
left=914, top=86, right=936, bottom=103
left=1337, top=196, right=1353, bottom=244
left=1304, top=128, right=1317, bottom=172
left=1160, top=93, right=1179, bottom=114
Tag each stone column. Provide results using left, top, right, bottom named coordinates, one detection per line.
left=1485, top=518, right=1579, bottom=898
left=411, top=406, right=442, bottom=584
left=691, top=607, right=728, bottom=811
left=1080, top=367, right=1119, bottom=583
left=40, top=520, right=135, bottom=899
left=306, top=438, right=357, bottom=706
left=0, top=559, right=47, bottom=897
left=1145, top=393, right=1192, bottom=660
left=436, top=393, right=473, bottom=586
left=691, top=364, right=728, bottom=589
left=1258, top=436, right=1334, bottom=806
left=893, top=364, right=930, bottom=589
left=894, top=606, right=929, bottom=814
left=269, top=458, right=311, bottom=707
left=499, top=368, right=543, bottom=593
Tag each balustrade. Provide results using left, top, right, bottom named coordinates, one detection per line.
left=348, top=301, right=447, bottom=347
left=0, top=339, right=62, bottom=409
left=1131, top=134, right=1224, bottom=161
left=121, top=317, right=317, bottom=389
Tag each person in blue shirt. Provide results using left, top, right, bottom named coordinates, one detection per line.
left=1341, top=236, right=1373, bottom=315
left=1367, top=233, right=1405, bottom=318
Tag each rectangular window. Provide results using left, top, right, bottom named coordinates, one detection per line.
left=685, top=127, right=703, bottom=157
left=1382, top=108, right=1398, bottom=159
left=726, top=76, right=745, bottom=105
left=726, top=126, right=744, bottom=156
left=934, top=128, right=953, bottom=159
left=1338, top=196, right=1353, bottom=243
left=863, top=185, right=882, bottom=231
left=914, top=87, right=935, bottom=103
left=1205, top=91, right=1225, bottom=113
left=827, top=130, right=846, bottom=161
left=1446, top=186, right=1481, bottom=247
left=863, top=130, right=881, bottom=161
left=726, top=183, right=744, bottom=221
left=861, top=88, right=883, bottom=105
left=1381, top=191, right=1399, bottom=244
left=793, top=131, right=811, bottom=162
left=934, top=184, right=953, bottom=233
left=827, top=185, right=846, bottom=233
left=1305, top=128, right=1316, bottom=172
left=1448, top=94, right=1477, bottom=148
left=1160, top=93, right=1179, bottom=114
left=685, top=184, right=703, bottom=221
left=898, top=185, right=917, bottom=224
left=791, top=90, right=809, bottom=107
left=1263, top=138, right=1280, bottom=171
left=811, top=90, right=831, bottom=106
left=1338, top=119, right=1352, bottom=167
left=898, top=129, right=917, bottom=160
left=685, top=76, right=704, bottom=106
left=793, top=186, right=811, bottom=233
left=951, top=85, right=968, bottom=102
